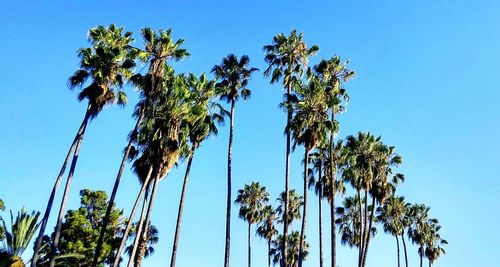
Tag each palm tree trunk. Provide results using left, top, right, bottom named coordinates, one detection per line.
left=126, top=182, right=151, bottom=267
left=224, top=99, right=235, bottom=267
left=360, top=189, right=369, bottom=267
left=420, top=248, right=423, bottom=267
left=92, top=107, right=145, bottom=267
left=318, top=181, right=324, bottom=267
left=329, top=111, right=337, bottom=267
left=356, top=189, right=363, bottom=267
left=298, top=148, right=310, bottom=267
left=49, top=111, right=89, bottom=267
left=112, top=166, right=153, bottom=267
left=401, top=234, right=408, bottom=267
left=428, top=259, right=431, bottom=267
left=396, top=236, right=400, bottom=267
left=268, top=241, right=271, bottom=267
left=248, top=222, right=251, bottom=267
left=31, top=108, right=89, bottom=267
left=282, top=83, right=293, bottom=267
left=133, top=172, right=160, bottom=267
left=170, top=149, right=195, bottom=267
left=362, top=196, right=376, bottom=267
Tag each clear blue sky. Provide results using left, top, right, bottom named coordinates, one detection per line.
left=1, top=0, right=498, bottom=266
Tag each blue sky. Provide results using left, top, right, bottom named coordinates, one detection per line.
left=1, top=0, right=499, bottom=266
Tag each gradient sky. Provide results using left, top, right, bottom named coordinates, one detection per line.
left=1, top=0, right=499, bottom=266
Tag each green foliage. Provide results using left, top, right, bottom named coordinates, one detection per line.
left=270, top=231, right=309, bottom=267
left=235, top=182, right=270, bottom=225
left=40, top=189, right=124, bottom=267
left=276, top=190, right=303, bottom=227
left=0, top=208, right=40, bottom=259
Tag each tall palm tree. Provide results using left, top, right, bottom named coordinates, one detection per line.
left=93, top=27, right=188, bottom=267
left=170, top=73, right=224, bottom=267
left=257, top=205, right=278, bottom=267
left=38, top=24, right=136, bottom=267
left=307, top=148, right=326, bottom=267
left=313, top=56, right=355, bottom=267
left=408, top=204, right=443, bottom=267
left=376, top=195, right=410, bottom=267
left=424, top=221, right=447, bottom=267
left=263, top=30, right=318, bottom=266
left=289, top=76, right=331, bottom=267
left=235, top=182, right=270, bottom=267
left=212, top=54, right=258, bottom=267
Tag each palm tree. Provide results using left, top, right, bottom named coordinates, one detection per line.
left=0, top=209, right=40, bottom=266
left=38, top=24, right=136, bottom=267
left=376, top=195, right=410, bottom=267
left=313, top=56, right=355, bottom=267
left=424, top=221, right=447, bottom=267
left=235, top=182, right=270, bottom=267
left=263, top=30, right=318, bottom=266
left=270, top=231, right=310, bottom=267
left=212, top=54, right=258, bottom=267
left=257, top=205, right=278, bottom=267
left=93, top=27, right=189, bottom=267
left=170, top=73, right=224, bottom=267
left=307, top=148, right=326, bottom=267
left=276, top=189, right=303, bottom=229
left=125, top=223, right=159, bottom=265
left=289, top=76, right=331, bottom=267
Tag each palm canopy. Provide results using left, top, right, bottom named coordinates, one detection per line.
left=68, top=24, right=137, bottom=118
left=235, top=182, right=270, bottom=225
left=0, top=208, right=40, bottom=258
left=263, top=29, right=319, bottom=88
left=376, top=195, right=410, bottom=237
left=256, top=205, right=278, bottom=242
left=335, top=196, right=376, bottom=248
left=126, top=223, right=159, bottom=259
left=211, top=54, right=258, bottom=103
left=270, top=231, right=309, bottom=267
left=289, top=76, right=331, bottom=151
left=276, top=189, right=303, bottom=227
left=312, top=56, right=355, bottom=114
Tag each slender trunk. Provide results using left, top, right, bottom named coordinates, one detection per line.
left=362, top=196, right=376, bottom=267
left=170, top=149, right=195, bottom=267
left=298, top=148, right=310, bottom=267
left=420, top=247, right=423, bottom=267
left=224, top=99, right=235, bottom=267
left=396, top=235, right=400, bottom=267
left=329, top=111, right=337, bottom=267
left=49, top=112, right=89, bottom=267
left=282, top=83, right=293, bottom=267
left=360, top=189, right=369, bottom=267
left=92, top=107, right=145, bottom=267
left=248, top=223, right=251, bottom=267
left=356, top=189, right=363, bottom=267
left=318, top=169, right=324, bottom=267
left=268, top=241, right=271, bottom=267
left=133, top=172, right=160, bottom=267
left=127, top=183, right=151, bottom=267
left=429, top=259, right=431, bottom=267
left=31, top=108, right=89, bottom=267
left=401, top=234, right=408, bottom=267
left=112, top=166, right=153, bottom=267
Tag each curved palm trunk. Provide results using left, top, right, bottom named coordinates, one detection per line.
left=361, top=196, right=376, bottom=267
left=282, top=84, right=293, bottom=267
left=298, top=148, right=310, bottom=267
left=113, top=166, right=153, bottom=267
left=92, top=108, right=145, bottom=267
left=170, top=149, right=195, bottom=267
left=126, top=183, right=151, bottom=267
left=48, top=111, right=89, bottom=267
left=268, top=241, right=271, bottom=267
left=401, top=234, right=408, bottom=267
left=396, top=235, right=400, bottom=267
left=356, top=189, right=363, bottom=267
left=133, top=172, right=160, bottom=267
left=224, top=99, right=235, bottom=267
left=31, top=109, right=89, bottom=267
left=248, top=223, right=251, bottom=267
left=329, top=112, right=337, bottom=267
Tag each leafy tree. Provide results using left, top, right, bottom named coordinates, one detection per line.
left=212, top=54, right=258, bottom=267
left=263, top=30, right=318, bottom=266
left=313, top=56, right=355, bottom=267
left=235, top=182, right=270, bottom=267
left=40, top=189, right=123, bottom=267
left=257, top=205, right=278, bottom=267
left=31, top=24, right=136, bottom=267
